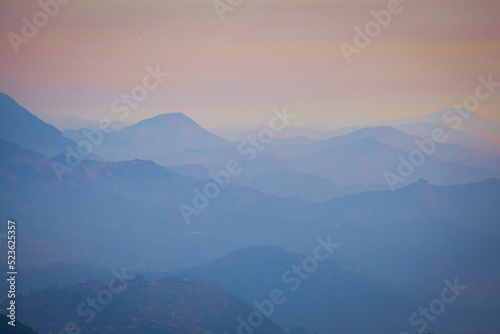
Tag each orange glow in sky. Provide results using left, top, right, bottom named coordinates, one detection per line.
left=0, top=0, right=499, bottom=128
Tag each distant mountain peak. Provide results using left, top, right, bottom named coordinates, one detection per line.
left=416, top=178, right=430, bottom=185
left=70, top=111, right=232, bottom=160
left=132, top=112, right=197, bottom=127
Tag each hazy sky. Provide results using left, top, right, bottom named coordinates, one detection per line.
left=0, top=0, right=499, bottom=128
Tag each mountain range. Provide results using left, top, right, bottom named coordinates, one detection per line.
left=173, top=246, right=415, bottom=334
left=0, top=93, right=80, bottom=157
left=1, top=91, right=499, bottom=333
left=2, top=277, right=287, bottom=334
left=35, top=111, right=129, bottom=131
left=63, top=113, right=231, bottom=161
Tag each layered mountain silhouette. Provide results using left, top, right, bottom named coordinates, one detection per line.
left=5, top=91, right=496, bottom=193
left=174, top=246, right=414, bottom=334
left=292, top=137, right=499, bottom=186
left=2, top=139, right=499, bottom=309
left=0, top=93, right=79, bottom=156
left=152, top=123, right=500, bottom=191
left=397, top=121, right=500, bottom=154
left=374, top=108, right=500, bottom=143
left=36, top=111, right=129, bottom=131
left=1, top=92, right=499, bottom=333
left=63, top=112, right=231, bottom=161
left=233, top=169, right=384, bottom=202
left=3, top=277, right=286, bottom=334
left=0, top=315, right=39, bottom=334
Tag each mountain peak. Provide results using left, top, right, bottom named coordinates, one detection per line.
left=89, top=111, right=230, bottom=160
left=137, top=112, right=196, bottom=126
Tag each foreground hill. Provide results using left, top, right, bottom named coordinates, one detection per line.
left=173, top=246, right=414, bottom=334
left=1, top=139, right=499, bottom=333
left=0, top=315, right=39, bottom=334
left=1, top=277, right=286, bottom=334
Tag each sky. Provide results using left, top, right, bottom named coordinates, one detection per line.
left=0, top=0, right=499, bottom=129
